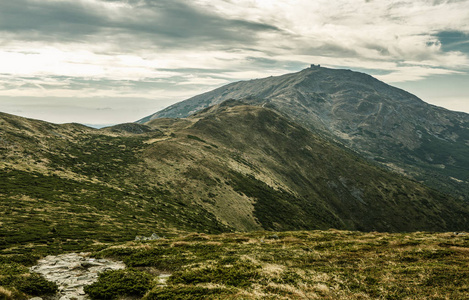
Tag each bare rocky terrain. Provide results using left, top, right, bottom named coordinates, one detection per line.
left=31, top=253, right=125, bottom=300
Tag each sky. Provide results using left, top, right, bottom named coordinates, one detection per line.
left=0, top=0, right=468, bottom=126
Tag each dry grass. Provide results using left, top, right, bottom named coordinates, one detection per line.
left=0, top=286, right=14, bottom=299
left=79, top=230, right=469, bottom=299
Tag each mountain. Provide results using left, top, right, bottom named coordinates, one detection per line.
left=138, top=66, right=469, bottom=201
left=1, top=105, right=469, bottom=251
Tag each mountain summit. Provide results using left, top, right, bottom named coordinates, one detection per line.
left=139, top=66, right=469, bottom=200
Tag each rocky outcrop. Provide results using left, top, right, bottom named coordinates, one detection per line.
left=30, top=253, right=125, bottom=300
left=135, top=233, right=162, bottom=241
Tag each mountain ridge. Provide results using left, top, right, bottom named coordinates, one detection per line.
left=138, top=67, right=469, bottom=201
left=2, top=103, right=469, bottom=251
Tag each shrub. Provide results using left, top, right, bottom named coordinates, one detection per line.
left=143, top=286, right=232, bottom=300
left=15, top=274, right=57, bottom=296
left=0, top=263, right=28, bottom=276
left=84, top=269, right=152, bottom=300
left=169, top=260, right=260, bottom=287
left=0, top=286, right=26, bottom=300
left=0, top=254, right=39, bottom=267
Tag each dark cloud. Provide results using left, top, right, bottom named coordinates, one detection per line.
left=436, top=31, right=469, bottom=53
left=0, top=74, right=224, bottom=95
left=0, top=0, right=281, bottom=47
left=0, top=0, right=105, bottom=40
left=157, top=67, right=232, bottom=73
left=245, top=57, right=306, bottom=70
left=296, top=43, right=363, bottom=59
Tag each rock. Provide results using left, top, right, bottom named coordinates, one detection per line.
left=29, top=297, right=43, bottom=300
left=150, top=233, right=160, bottom=240
left=31, top=253, right=125, bottom=300
left=135, top=233, right=161, bottom=241
left=80, top=261, right=103, bottom=268
left=157, top=274, right=171, bottom=285
left=68, top=263, right=83, bottom=270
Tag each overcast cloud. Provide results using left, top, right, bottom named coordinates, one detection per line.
left=0, top=0, right=468, bottom=125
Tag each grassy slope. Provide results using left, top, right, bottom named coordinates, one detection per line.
left=3, top=230, right=469, bottom=299
left=0, top=112, right=230, bottom=253
left=94, top=230, right=469, bottom=299
left=181, top=103, right=469, bottom=232
left=1, top=109, right=469, bottom=298
left=1, top=105, right=469, bottom=254
left=140, top=67, right=469, bottom=202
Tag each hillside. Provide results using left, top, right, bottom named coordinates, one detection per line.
left=1, top=105, right=469, bottom=254
left=0, top=112, right=233, bottom=249
left=138, top=66, right=469, bottom=201
left=4, top=230, right=469, bottom=299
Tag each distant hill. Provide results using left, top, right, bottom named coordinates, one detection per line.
left=1, top=105, right=468, bottom=250
left=138, top=66, right=469, bottom=201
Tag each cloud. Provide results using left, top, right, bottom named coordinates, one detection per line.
left=1, top=0, right=469, bottom=123
left=0, top=0, right=280, bottom=48
left=0, top=0, right=285, bottom=86
left=2, top=0, right=468, bottom=78
left=437, top=31, right=469, bottom=52
left=0, top=95, right=165, bottom=125
left=375, top=66, right=463, bottom=83
left=0, top=0, right=106, bottom=40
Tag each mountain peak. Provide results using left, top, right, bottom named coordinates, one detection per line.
left=138, top=67, right=469, bottom=201
left=137, top=66, right=421, bottom=123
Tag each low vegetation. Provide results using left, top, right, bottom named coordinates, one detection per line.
left=84, top=269, right=153, bottom=299
left=1, top=108, right=469, bottom=299
left=0, top=262, right=57, bottom=299
left=97, top=230, right=469, bottom=299
left=3, top=230, right=465, bottom=299
left=1, top=106, right=468, bottom=254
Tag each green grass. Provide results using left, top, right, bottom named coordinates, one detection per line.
left=168, top=259, right=260, bottom=287
left=2, top=104, right=468, bottom=252
left=84, top=269, right=152, bottom=299
left=1, top=107, right=469, bottom=299
left=0, top=273, right=57, bottom=298
left=229, top=172, right=343, bottom=231
left=79, top=230, right=469, bottom=299
left=143, top=286, right=234, bottom=300
left=371, top=125, right=469, bottom=201
left=2, top=230, right=469, bottom=299
left=0, top=166, right=231, bottom=254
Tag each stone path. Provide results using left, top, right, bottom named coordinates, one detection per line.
left=30, top=253, right=125, bottom=300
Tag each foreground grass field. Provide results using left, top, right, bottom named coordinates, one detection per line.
left=1, top=230, right=469, bottom=299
